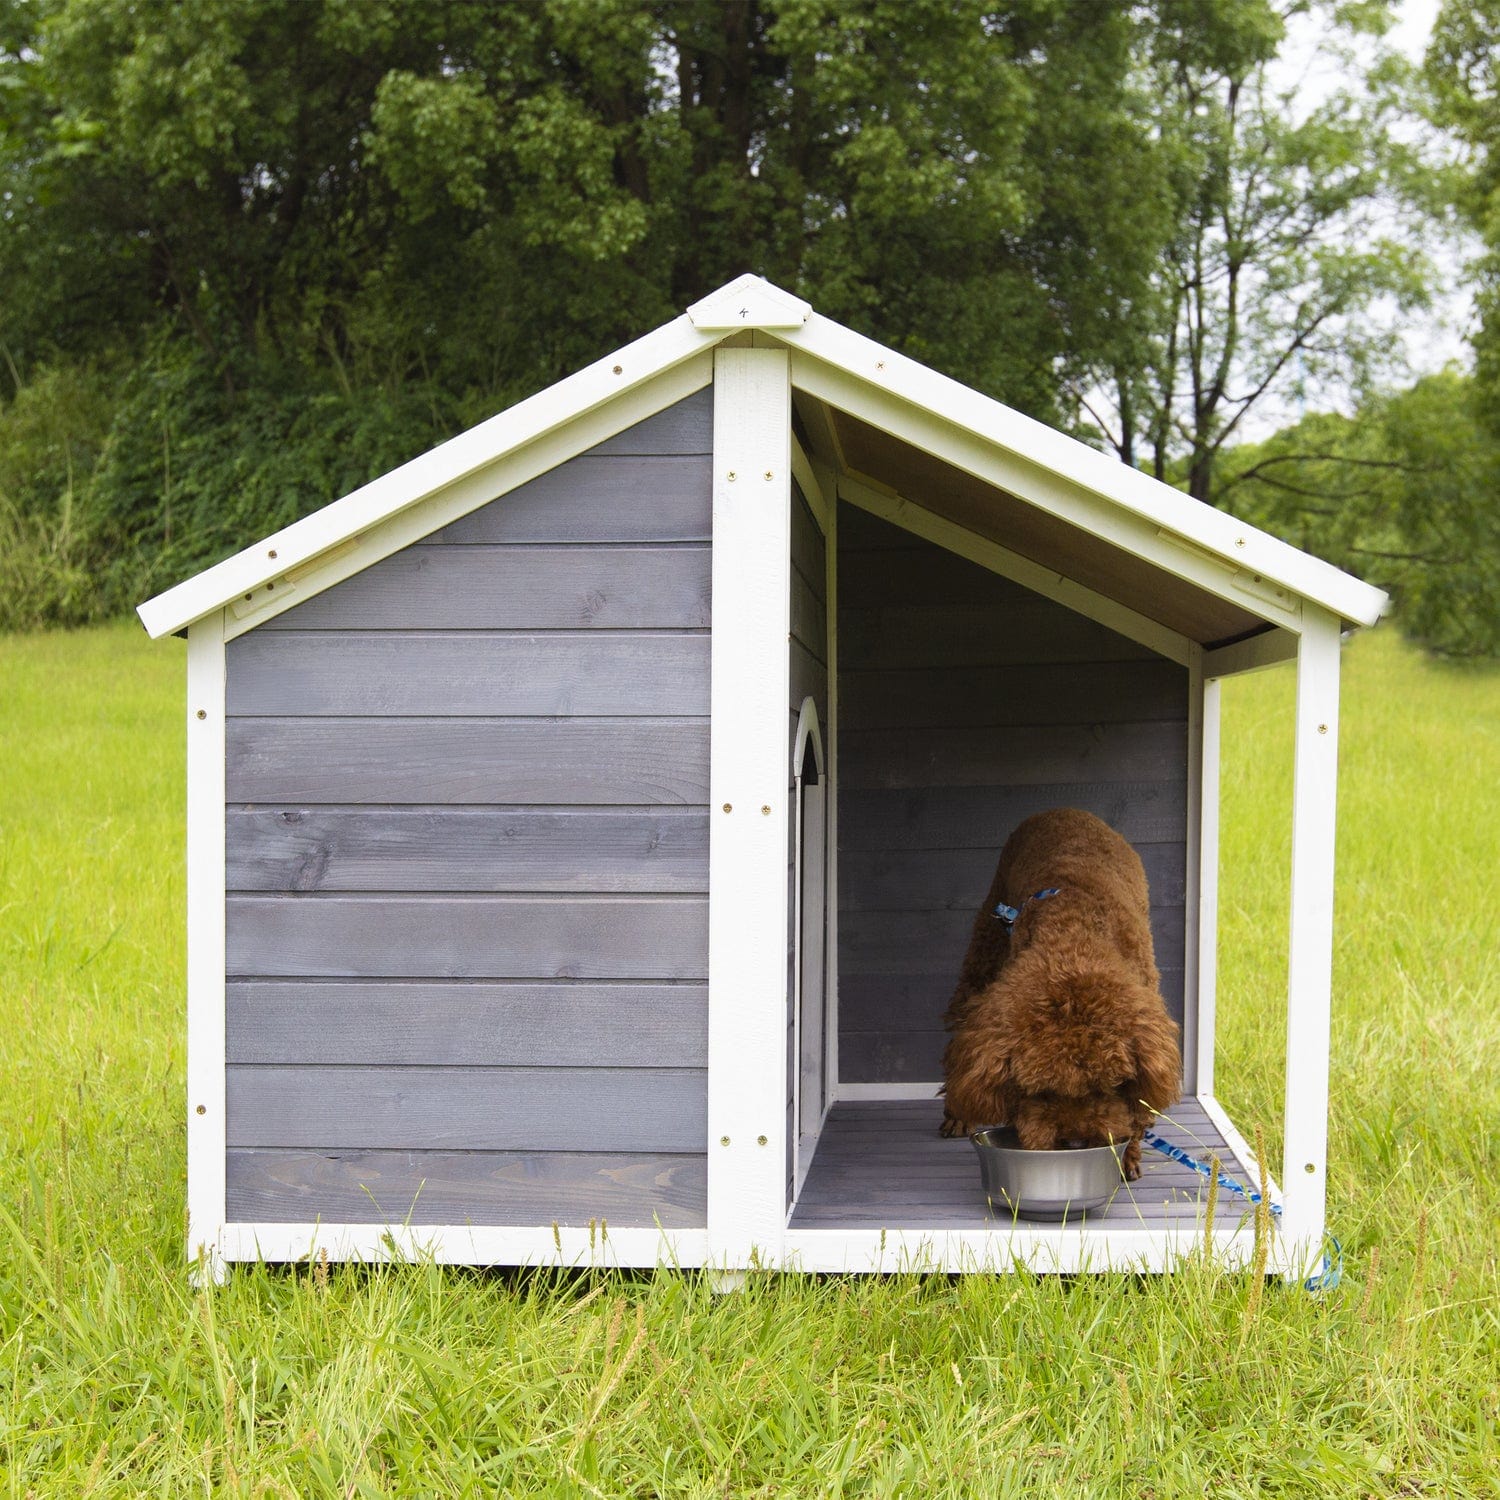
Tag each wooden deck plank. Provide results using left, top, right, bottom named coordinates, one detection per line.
left=789, top=1098, right=1262, bottom=1230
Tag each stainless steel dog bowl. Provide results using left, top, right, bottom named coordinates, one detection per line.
left=970, top=1127, right=1124, bottom=1220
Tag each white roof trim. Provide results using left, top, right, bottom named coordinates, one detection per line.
left=688, top=272, right=810, bottom=331
left=139, top=274, right=1387, bottom=638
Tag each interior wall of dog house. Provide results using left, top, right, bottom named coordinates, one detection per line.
left=835, top=503, right=1190, bottom=1086
left=219, top=386, right=715, bottom=1230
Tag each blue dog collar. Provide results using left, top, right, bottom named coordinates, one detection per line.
left=992, top=887, right=1061, bottom=930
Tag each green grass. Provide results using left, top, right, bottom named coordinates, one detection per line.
left=1, top=621, right=1496, bottom=1497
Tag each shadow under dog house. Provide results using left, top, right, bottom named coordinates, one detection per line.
left=139, top=275, right=1385, bottom=1279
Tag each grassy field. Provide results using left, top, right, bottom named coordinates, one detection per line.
left=1, top=620, right=1496, bottom=1497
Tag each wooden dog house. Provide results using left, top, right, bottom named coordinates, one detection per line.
left=140, top=275, right=1385, bottom=1280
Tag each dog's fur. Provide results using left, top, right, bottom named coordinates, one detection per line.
left=940, top=808, right=1181, bottom=1180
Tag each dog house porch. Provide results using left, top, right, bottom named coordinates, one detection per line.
left=781, top=1097, right=1271, bottom=1272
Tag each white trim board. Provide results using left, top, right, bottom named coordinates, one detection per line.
left=1181, top=647, right=1204, bottom=1094
left=779, top=1223, right=1270, bottom=1275
left=705, top=346, right=794, bottom=1270
left=185, top=612, right=227, bottom=1282
left=836, top=1082, right=944, bottom=1102
left=1204, top=629, right=1298, bottom=678
left=1279, top=612, right=1341, bottom=1277
left=220, top=1223, right=710, bottom=1270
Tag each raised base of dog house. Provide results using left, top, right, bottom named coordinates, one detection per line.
left=206, top=1095, right=1279, bottom=1279
left=779, top=1095, right=1278, bottom=1274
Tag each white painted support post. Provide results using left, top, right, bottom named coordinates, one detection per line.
left=1196, top=674, right=1222, bottom=1097
left=707, top=345, right=793, bottom=1271
left=820, top=468, right=840, bottom=1107
left=185, top=612, right=228, bottom=1283
left=1280, top=612, right=1342, bottom=1276
left=1182, top=648, right=1204, bottom=1093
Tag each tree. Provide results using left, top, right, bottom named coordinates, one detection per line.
left=1426, top=0, right=1500, bottom=427
left=1077, top=0, right=1428, bottom=503
left=1219, top=372, right=1500, bottom=658
left=2, top=0, right=1433, bottom=629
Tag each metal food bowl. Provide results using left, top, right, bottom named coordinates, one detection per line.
left=970, top=1127, right=1124, bottom=1221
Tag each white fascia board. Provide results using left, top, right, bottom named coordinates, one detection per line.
left=137, top=312, right=719, bottom=638
left=219, top=1223, right=710, bottom=1269
left=779, top=1224, right=1265, bottom=1275
left=783, top=312, right=1389, bottom=631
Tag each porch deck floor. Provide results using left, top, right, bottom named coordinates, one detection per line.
left=789, top=1097, right=1263, bottom=1230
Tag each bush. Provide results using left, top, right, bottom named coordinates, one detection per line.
left=0, top=343, right=461, bottom=628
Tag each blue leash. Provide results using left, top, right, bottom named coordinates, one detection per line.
left=1142, top=1130, right=1342, bottom=1292
left=992, top=887, right=1061, bottom=931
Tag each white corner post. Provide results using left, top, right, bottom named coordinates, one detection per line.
left=707, top=344, right=793, bottom=1271
left=1195, top=671, right=1222, bottom=1097
left=185, top=610, right=228, bottom=1283
left=1280, top=610, right=1342, bottom=1276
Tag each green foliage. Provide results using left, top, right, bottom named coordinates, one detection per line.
left=0, top=0, right=1478, bottom=650
left=1080, top=0, right=1431, bottom=503
left=0, top=0, right=1210, bottom=629
left=2, top=625, right=1497, bottom=1494
left=1219, top=371, right=1500, bottom=658
left=0, top=344, right=460, bottom=631
left=1426, top=1, right=1500, bottom=431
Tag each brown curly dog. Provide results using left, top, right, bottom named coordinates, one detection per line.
left=940, top=807, right=1181, bottom=1181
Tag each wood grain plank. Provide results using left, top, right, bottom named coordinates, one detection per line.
left=259, top=546, right=711, bottom=632
left=789, top=566, right=827, bottom=663
left=838, top=542, right=1046, bottom=608
left=838, top=502, right=921, bottom=552
left=227, top=632, right=709, bottom=717
left=839, top=842, right=1187, bottom=912
left=226, top=1065, right=707, bottom=1151
left=837, top=969, right=1187, bottom=1036
left=839, top=660, right=1186, bottom=730
left=423, top=456, right=712, bottom=544
left=226, top=980, right=708, bottom=1065
left=791, top=492, right=827, bottom=591
left=837, top=906, right=1185, bottom=977
left=584, top=387, right=712, bottom=456
left=838, top=722, right=1188, bottom=790
left=837, top=1028, right=948, bottom=1083
left=840, top=604, right=1156, bottom=668
left=225, top=807, right=709, bottom=893
left=226, top=894, right=708, bottom=980
left=226, top=1148, right=708, bottom=1227
left=789, top=638, right=827, bottom=719
left=836, top=784, right=1188, bottom=850
left=226, top=718, right=710, bottom=804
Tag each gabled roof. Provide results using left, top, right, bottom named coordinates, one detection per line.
left=138, top=273, right=1386, bottom=641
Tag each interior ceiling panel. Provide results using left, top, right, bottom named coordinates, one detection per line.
left=819, top=404, right=1270, bottom=648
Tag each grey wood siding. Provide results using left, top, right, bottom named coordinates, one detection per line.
left=223, top=389, right=713, bottom=1228
left=836, top=503, right=1189, bottom=1084
left=226, top=1150, right=706, bottom=1228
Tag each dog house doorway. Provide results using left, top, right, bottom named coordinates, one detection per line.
left=792, top=697, right=829, bottom=1193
